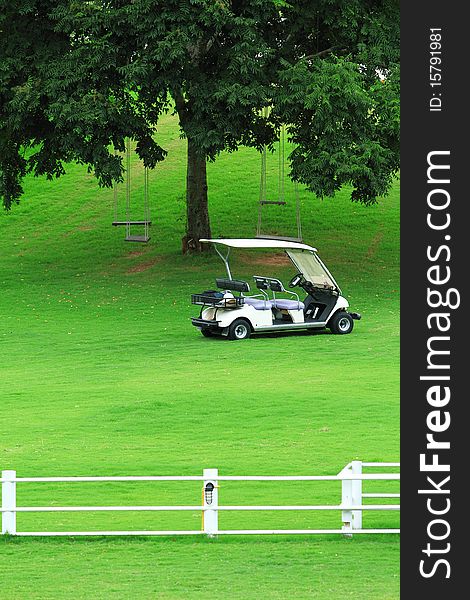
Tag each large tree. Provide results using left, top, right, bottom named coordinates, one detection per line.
left=0, top=0, right=399, bottom=251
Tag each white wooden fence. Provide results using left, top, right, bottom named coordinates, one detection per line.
left=1, top=461, right=399, bottom=537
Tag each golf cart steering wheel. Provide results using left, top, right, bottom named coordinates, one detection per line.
left=289, top=273, right=304, bottom=288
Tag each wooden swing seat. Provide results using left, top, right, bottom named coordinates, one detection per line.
left=112, top=220, right=152, bottom=227
left=125, top=235, right=150, bottom=243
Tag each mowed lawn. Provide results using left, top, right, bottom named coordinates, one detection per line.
left=0, top=113, right=399, bottom=599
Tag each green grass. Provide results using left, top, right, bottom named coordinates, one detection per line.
left=0, top=113, right=399, bottom=599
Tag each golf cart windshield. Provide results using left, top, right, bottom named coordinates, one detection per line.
left=286, top=250, right=340, bottom=291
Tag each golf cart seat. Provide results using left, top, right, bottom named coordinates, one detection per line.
left=272, top=299, right=305, bottom=311
left=216, top=278, right=250, bottom=293
left=216, top=277, right=272, bottom=309
left=244, top=297, right=273, bottom=310
left=253, top=276, right=303, bottom=311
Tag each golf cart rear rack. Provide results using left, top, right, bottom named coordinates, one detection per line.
left=191, top=293, right=245, bottom=308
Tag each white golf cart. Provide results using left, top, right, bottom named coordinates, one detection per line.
left=191, top=238, right=361, bottom=340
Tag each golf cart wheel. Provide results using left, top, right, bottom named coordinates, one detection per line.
left=201, top=328, right=215, bottom=338
left=228, top=318, right=251, bottom=340
left=329, top=311, right=354, bottom=335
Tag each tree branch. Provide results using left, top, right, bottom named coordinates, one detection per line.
left=173, top=89, right=188, bottom=126
left=302, top=46, right=338, bottom=61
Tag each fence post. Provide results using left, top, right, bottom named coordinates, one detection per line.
left=2, top=470, right=17, bottom=535
left=203, top=468, right=218, bottom=538
left=341, top=464, right=353, bottom=537
left=351, top=460, right=363, bottom=531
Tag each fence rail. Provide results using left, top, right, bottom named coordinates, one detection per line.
left=1, top=461, right=400, bottom=538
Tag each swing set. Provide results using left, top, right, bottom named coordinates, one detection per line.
left=256, top=124, right=302, bottom=243
left=111, top=126, right=302, bottom=244
left=112, top=138, right=151, bottom=243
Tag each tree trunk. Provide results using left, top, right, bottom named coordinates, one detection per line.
left=183, top=138, right=211, bottom=253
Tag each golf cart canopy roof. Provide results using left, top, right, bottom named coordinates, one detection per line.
left=200, top=238, right=317, bottom=252
left=200, top=238, right=340, bottom=292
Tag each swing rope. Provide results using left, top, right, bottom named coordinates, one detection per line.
left=125, top=137, right=131, bottom=239
left=257, top=145, right=267, bottom=236
left=278, top=124, right=285, bottom=204
left=113, top=179, right=118, bottom=225
left=256, top=121, right=303, bottom=242
left=144, top=163, right=150, bottom=240
left=295, top=181, right=302, bottom=242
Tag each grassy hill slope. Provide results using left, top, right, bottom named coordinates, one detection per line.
left=0, top=113, right=399, bottom=599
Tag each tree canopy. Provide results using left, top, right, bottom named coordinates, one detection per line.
left=0, top=0, right=399, bottom=248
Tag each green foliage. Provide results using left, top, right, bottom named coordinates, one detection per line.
left=278, top=59, right=400, bottom=203
left=0, top=0, right=399, bottom=209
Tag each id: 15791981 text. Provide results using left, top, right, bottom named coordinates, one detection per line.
left=429, top=28, right=442, bottom=112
